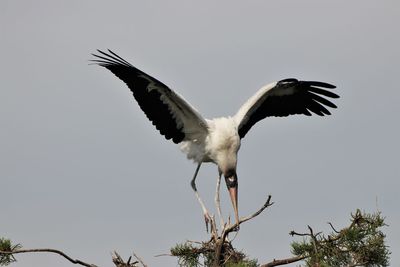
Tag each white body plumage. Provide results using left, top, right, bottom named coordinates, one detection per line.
left=180, top=117, right=241, bottom=173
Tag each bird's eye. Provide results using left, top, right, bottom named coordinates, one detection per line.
left=225, top=169, right=235, bottom=178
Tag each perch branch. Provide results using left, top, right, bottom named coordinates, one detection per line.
left=211, top=195, right=273, bottom=266
left=0, top=248, right=97, bottom=267
left=224, top=195, right=273, bottom=234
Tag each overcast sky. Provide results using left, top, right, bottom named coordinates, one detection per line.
left=1, top=1, right=399, bottom=266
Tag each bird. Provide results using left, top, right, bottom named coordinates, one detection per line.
left=91, top=49, right=339, bottom=231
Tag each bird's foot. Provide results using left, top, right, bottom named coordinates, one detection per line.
left=228, top=215, right=240, bottom=232
left=232, top=223, right=240, bottom=232
left=204, top=212, right=212, bottom=233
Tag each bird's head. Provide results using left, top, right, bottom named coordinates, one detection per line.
left=221, top=167, right=239, bottom=227
left=224, top=169, right=238, bottom=188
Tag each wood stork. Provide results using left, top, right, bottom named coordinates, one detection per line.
left=92, top=49, right=339, bottom=230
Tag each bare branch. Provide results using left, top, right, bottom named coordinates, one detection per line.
left=261, top=255, right=307, bottom=267
left=208, top=195, right=274, bottom=266
left=112, top=251, right=139, bottom=267
left=327, top=222, right=340, bottom=234
left=224, top=195, right=273, bottom=234
left=289, top=230, right=311, bottom=237
left=307, top=225, right=319, bottom=255
left=0, top=248, right=97, bottom=267
left=132, top=250, right=147, bottom=267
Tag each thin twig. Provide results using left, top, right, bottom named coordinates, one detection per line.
left=308, top=225, right=319, bottom=255
left=289, top=230, right=312, bottom=237
left=112, top=251, right=138, bottom=267
left=328, top=222, right=340, bottom=233
left=154, top=253, right=172, bottom=257
left=132, top=250, right=147, bottom=267
left=0, top=249, right=97, bottom=267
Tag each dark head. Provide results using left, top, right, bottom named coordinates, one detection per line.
left=223, top=169, right=239, bottom=226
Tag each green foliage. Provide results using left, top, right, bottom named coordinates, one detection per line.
left=170, top=241, right=258, bottom=267
left=290, top=209, right=390, bottom=267
left=171, top=242, right=202, bottom=267
left=0, top=238, right=22, bottom=266
left=224, top=259, right=258, bottom=267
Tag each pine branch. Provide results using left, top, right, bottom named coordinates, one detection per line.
left=289, top=209, right=390, bottom=267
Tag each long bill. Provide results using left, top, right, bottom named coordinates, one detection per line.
left=225, top=174, right=239, bottom=227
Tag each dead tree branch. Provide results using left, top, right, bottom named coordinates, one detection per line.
left=0, top=248, right=97, bottom=267
left=112, top=251, right=142, bottom=267
left=132, top=251, right=147, bottom=267
left=170, top=195, right=274, bottom=267
left=224, top=195, right=274, bottom=235
left=1, top=248, right=146, bottom=267
left=261, top=255, right=307, bottom=267
left=212, top=195, right=274, bottom=266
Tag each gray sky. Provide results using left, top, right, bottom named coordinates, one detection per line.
left=1, top=1, right=399, bottom=266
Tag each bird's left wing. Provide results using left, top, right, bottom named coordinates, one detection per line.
left=92, top=49, right=208, bottom=144
left=234, top=78, right=339, bottom=139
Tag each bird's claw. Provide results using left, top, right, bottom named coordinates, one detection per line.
left=204, top=213, right=212, bottom=233
left=232, top=223, right=240, bottom=232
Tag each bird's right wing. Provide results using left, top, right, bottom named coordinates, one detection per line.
left=234, top=78, right=339, bottom=139
left=92, top=49, right=208, bottom=144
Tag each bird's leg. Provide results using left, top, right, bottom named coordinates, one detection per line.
left=215, top=171, right=225, bottom=230
left=190, top=162, right=212, bottom=232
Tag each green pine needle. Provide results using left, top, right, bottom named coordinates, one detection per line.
left=290, top=210, right=390, bottom=267
left=0, top=238, right=22, bottom=266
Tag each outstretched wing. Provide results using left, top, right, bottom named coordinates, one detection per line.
left=92, top=49, right=208, bottom=144
left=234, top=78, right=339, bottom=139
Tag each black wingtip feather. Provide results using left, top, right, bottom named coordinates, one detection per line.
left=106, top=49, right=132, bottom=66
left=91, top=49, right=188, bottom=144
left=307, top=92, right=338, bottom=109
left=91, top=49, right=132, bottom=68
left=306, top=81, right=336, bottom=89
left=308, top=87, right=340, bottom=99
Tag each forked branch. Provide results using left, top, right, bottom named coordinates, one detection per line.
left=112, top=251, right=146, bottom=267
left=212, top=195, right=274, bottom=266
left=224, top=195, right=274, bottom=235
